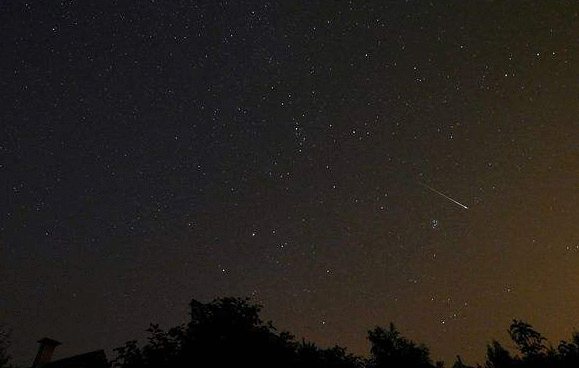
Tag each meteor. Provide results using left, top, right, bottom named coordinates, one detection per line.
left=420, top=182, right=468, bottom=210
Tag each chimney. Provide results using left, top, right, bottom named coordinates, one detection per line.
left=32, top=338, right=61, bottom=368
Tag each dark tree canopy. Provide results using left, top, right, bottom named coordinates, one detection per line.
left=557, top=331, right=579, bottom=368
left=112, top=297, right=361, bottom=368
left=182, top=297, right=296, bottom=368
left=110, top=299, right=579, bottom=368
left=367, top=322, right=435, bottom=368
left=508, top=319, right=548, bottom=359
left=484, top=340, right=515, bottom=368
left=483, top=319, right=579, bottom=368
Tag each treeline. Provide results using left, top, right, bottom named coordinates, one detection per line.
left=109, top=297, right=579, bottom=368
left=2, top=297, right=579, bottom=368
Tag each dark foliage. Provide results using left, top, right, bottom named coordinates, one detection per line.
left=111, top=298, right=579, bottom=368
left=508, top=319, right=548, bottom=359
left=112, top=297, right=361, bottom=368
left=483, top=319, right=579, bottom=368
left=367, top=323, right=435, bottom=368
left=557, top=331, right=579, bottom=368
left=485, top=340, right=515, bottom=368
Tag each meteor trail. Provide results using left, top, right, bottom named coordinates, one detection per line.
left=420, top=183, right=468, bottom=210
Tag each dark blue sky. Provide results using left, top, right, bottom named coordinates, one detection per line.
left=2, top=1, right=579, bottom=366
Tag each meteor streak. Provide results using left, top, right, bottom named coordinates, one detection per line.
left=420, top=183, right=468, bottom=210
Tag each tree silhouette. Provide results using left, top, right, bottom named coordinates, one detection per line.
left=112, top=340, right=145, bottom=368
left=295, top=340, right=362, bottom=368
left=484, top=340, right=515, bottom=368
left=508, top=319, right=547, bottom=359
left=482, top=320, right=579, bottom=368
left=367, top=322, right=434, bottom=368
left=113, top=296, right=361, bottom=368
left=181, top=297, right=296, bottom=368
left=557, top=331, right=579, bottom=368
left=111, top=297, right=579, bottom=368
left=139, top=323, right=184, bottom=367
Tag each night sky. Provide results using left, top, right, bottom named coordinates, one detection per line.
left=2, top=1, right=579, bottom=366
